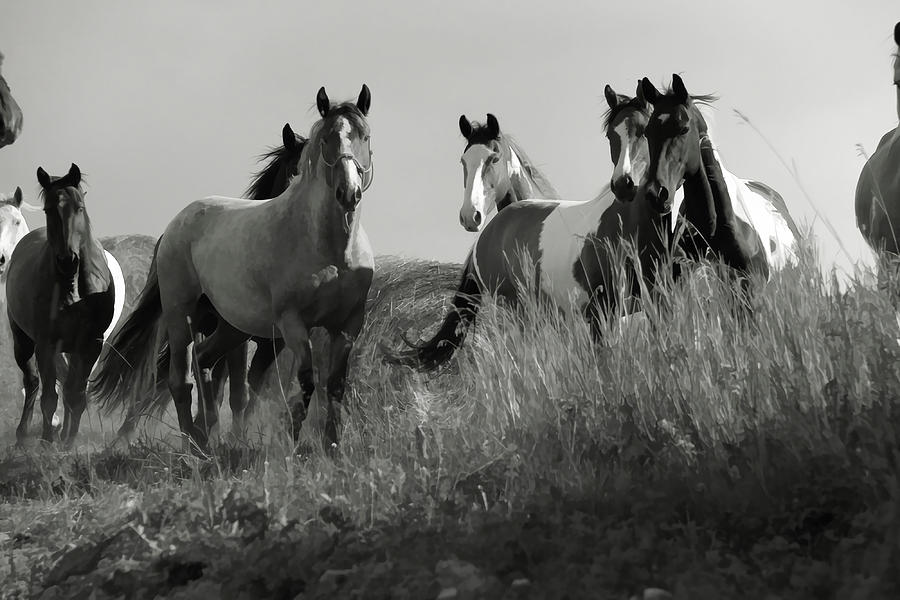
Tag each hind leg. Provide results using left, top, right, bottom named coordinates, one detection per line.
left=11, top=319, right=40, bottom=443
left=246, top=337, right=285, bottom=413
left=163, top=306, right=206, bottom=452
left=192, top=320, right=249, bottom=445
left=226, top=342, right=249, bottom=438
left=191, top=352, right=229, bottom=437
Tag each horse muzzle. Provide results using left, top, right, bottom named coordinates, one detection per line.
left=644, top=182, right=671, bottom=214
left=610, top=174, right=637, bottom=203
left=55, top=253, right=79, bottom=277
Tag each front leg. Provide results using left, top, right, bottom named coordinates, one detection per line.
left=61, top=343, right=101, bottom=448
left=324, top=305, right=366, bottom=448
left=277, top=311, right=314, bottom=445
left=34, top=344, right=59, bottom=444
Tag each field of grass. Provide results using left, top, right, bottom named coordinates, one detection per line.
left=0, top=244, right=899, bottom=599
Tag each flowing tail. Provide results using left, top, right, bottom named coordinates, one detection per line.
left=90, top=238, right=169, bottom=416
left=382, top=252, right=481, bottom=371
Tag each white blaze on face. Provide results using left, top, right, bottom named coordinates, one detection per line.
left=460, top=144, right=496, bottom=231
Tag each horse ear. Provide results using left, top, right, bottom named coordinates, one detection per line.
left=36, top=167, right=51, bottom=188
left=486, top=113, right=500, bottom=138
left=13, top=186, right=22, bottom=207
left=604, top=85, right=619, bottom=110
left=672, top=74, right=689, bottom=104
left=282, top=123, right=295, bottom=149
left=641, top=78, right=659, bottom=105
left=316, top=87, right=330, bottom=118
left=356, top=84, right=371, bottom=116
left=68, top=163, right=81, bottom=186
left=894, top=21, right=899, bottom=46
left=635, top=80, right=647, bottom=106
left=459, top=114, right=472, bottom=139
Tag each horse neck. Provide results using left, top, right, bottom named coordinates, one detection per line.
left=505, top=145, right=535, bottom=204
left=279, top=169, right=354, bottom=255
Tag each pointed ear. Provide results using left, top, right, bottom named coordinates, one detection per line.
left=282, top=123, right=295, bottom=149
left=68, top=163, right=81, bottom=187
left=604, top=84, right=619, bottom=110
left=356, top=84, right=371, bottom=116
left=459, top=114, right=472, bottom=139
left=316, top=87, right=330, bottom=118
left=672, top=74, right=689, bottom=104
left=894, top=21, right=899, bottom=46
left=635, top=80, right=647, bottom=106
left=13, top=186, right=22, bottom=207
left=641, top=77, right=660, bottom=105
left=486, top=113, right=500, bottom=138
left=36, top=166, right=51, bottom=188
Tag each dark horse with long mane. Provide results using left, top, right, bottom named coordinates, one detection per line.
left=111, top=123, right=308, bottom=442
left=92, top=85, right=374, bottom=452
left=6, top=164, right=124, bottom=446
left=855, top=22, right=900, bottom=281
left=384, top=83, right=675, bottom=370
left=0, top=52, right=23, bottom=149
left=637, top=74, right=802, bottom=305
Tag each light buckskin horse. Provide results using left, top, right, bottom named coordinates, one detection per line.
left=457, top=113, right=559, bottom=231
left=384, top=84, right=677, bottom=370
left=6, top=164, right=125, bottom=446
left=91, top=85, right=374, bottom=452
left=855, top=22, right=900, bottom=281
left=637, top=75, right=800, bottom=305
left=0, top=52, right=23, bottom=149
left=111, top=122, right=308, bottom=443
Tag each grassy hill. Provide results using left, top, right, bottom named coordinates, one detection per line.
left=0, top=241, right=898, bottom=599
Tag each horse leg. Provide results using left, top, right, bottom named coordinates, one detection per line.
left=324, top=306, right=366, bottom=448
left=164, top=308, right=205, bottom=452
left=226, top=342, right=249, bottom=438
left=191, top=353, right=228, bottom=438
left=61, top=344, right=100, bottom=449
left=192, top=321, right=249, bottom=445
left=276, top=312, right=314, bottom=445
left=247, top=337, right=286, bottom=413
left=34, top=344, right=59, bottom=444
left=11, top=319, right=39, bottom=443
left=55, top=354, right=69, bottom=437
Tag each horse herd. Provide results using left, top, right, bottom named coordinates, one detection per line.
left=0, top=21, right=896, bottom=456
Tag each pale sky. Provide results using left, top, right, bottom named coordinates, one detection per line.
left=1, top=1, right=897, bottom=275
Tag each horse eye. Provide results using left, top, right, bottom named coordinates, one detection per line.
left=489, top=154, right=501, bottom=164
left=678, top=126, right=690, bottom=136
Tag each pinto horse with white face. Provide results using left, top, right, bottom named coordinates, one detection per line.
left=91, top=85, right=374, bottom=452
left=855, top=22, right=900, bottom=273
left=6, top=164, right=125, bottom=446
left=385, top=86, right=675, bottom=370
left=637, top=75, right=800, bottom=302
left=458, top=113, right=560, bottom=231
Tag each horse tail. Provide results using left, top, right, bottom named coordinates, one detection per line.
left=382, top=251, right=482, bottom=371
left=90, top=237, right=169, bottom=415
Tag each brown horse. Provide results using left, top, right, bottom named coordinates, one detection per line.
left=6, top=164, right=124, bottom=446
left=91, top=85, right=374, bottom=452
left=111, top=123, right=308, bottom=443
left=855, top=22, right=900, bottom=280
left=0, top=52, right=23, bottom=149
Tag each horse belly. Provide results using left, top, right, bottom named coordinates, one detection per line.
left=537, top=204, right=608, bottom=314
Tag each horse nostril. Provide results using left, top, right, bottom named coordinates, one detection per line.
left=659, top=187, right=669, bottom=203
left=623, top=175, right=634, bottom=189
left=473, top=211, right=482, bottom=225
left=0, top=256, right=5, bottom=266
